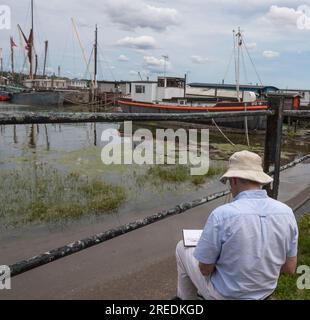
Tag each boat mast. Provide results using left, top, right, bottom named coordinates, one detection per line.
left=0, top=48, right=3, bottom=74
left=43, top=40, right=48, bottom=77
left=235, top=27, right=242, bottom=102
left=92, top=24, right=98, bottom=101
left=94, top=24, right=98, bottom=87
left=30, top=0, right=34, bottom=79
left=10, top=37, right=15, bottom=76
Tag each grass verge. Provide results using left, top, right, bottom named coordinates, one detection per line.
left=274, top=213, right=310, bottom=300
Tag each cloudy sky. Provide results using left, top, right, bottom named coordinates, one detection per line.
left=2, top=0, right=310, bottom=88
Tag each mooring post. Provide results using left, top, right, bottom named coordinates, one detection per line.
left=263, top=95, right=284, bottom=199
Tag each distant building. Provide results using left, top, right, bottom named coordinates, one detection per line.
left=22, top=78, right=88, bottom=90
left=131, top=77, right=186, bottom=103
left=0, top=76, right=11, bottom=85
left=278, top=89, right=310, bottom=108
left=67, top=79, right=88, bottom=90
left=268, top=92, right=301, bottom=110
left=187, top=83, right=279, bottom=100
left=97, top=81, right=131, bottom=95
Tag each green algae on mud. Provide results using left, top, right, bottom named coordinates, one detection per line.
left=210, top=143, right=264, bottom=160
left=57, top=146, right=128, bottom=177
left=146, top=164, right=227, bottom=186
left=0, top=165, right=126, bottom=227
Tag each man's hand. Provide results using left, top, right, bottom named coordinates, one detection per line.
left=281, top=256, right=297, bottom=275
left=199, top=262, right=215, bottom=277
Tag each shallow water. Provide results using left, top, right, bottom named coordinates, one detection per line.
left=0, top=102, right=309, bottom=238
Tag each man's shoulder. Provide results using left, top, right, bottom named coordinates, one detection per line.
left=266, top=197, right=294, bottom=213
left=211, top=196, right=294, bottom=221
left=210, top=202, right=241, bottom=221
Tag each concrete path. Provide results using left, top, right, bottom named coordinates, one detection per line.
left=1, top=162, right=309, bottom=300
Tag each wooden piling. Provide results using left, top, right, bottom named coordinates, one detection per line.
left=263, top=96, right=284, bottom=199
left=0, top=110, right=273, bottom=125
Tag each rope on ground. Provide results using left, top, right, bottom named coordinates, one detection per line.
left=244, top=105, right=250, bottom=147
left=211, top=119, right=236, bottom=146
left=9, top=154, right=310, bottom=278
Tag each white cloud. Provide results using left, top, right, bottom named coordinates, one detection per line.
left=246, top=42, right=257, bottom=50
left=143, top=55, right=171, bottom=72
left=118, top=54, right=129, bottom=62
left=129, top=70, right=138, bottom=76
left=105, top=0, right=179, bottom=31
left=129, top=69, right=150, bottom=79
left=116, top=36, right=157, bottom=50
left=191, top=55, right=210, bottom=64
left=265, top=5, right=302, bottom=26
left=263, top=50, right=280, bottom=59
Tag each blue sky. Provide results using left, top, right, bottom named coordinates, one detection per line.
left=2, top=0, right=310, bottom=88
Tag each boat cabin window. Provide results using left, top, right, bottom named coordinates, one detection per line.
left=135, top=85, right=145, bottom=94
left=158, top=77, right=185, bottom=88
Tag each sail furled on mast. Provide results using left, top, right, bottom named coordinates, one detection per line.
left=10, top=37, right=18, bottom=76
left=17, top=24, right=34, bottom=77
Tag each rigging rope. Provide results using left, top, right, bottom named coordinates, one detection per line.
left=83, top=46, right=94, bottom=80
left=240, top=45, right=248, bottom=84
left=242, top=36, right=263, bottom=86
left=222, top=47, right=234, bottom=83
left=97, top=43, right=116, bottom=81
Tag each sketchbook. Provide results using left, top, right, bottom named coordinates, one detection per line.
left=182, top=229, right=203, bottom=247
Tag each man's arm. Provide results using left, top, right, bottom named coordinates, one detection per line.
left=194, top=212, right=222, bottom=274
left=199, top=262, right=215, bottom=277
left=281, top=256, right=297, bottom=275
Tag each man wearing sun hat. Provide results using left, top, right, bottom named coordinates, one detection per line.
left=175, top=150, right=298, bottom=300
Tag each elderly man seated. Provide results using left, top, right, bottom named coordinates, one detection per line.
left=175, top=150, right=298, bottom=300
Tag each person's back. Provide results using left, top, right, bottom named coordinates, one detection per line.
left=175, top=151, right=298, bottom=300
left=194, top=190, right=298, bottom=300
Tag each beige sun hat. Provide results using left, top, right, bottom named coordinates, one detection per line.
left=220, top=150, right=273, bottom=185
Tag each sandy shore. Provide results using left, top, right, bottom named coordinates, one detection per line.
left=0, top=162, right=309, bottom=300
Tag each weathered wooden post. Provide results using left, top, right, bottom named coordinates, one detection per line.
left=263, top=95, right=284, bottom=199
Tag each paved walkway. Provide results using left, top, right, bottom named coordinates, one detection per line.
left=1, top=163, right=310, bottom=300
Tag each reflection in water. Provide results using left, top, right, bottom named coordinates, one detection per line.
left=13, top=125, right=18, bottom=144
left=28, top=124, right=36, bottom=149
left=0, top=102, right=310, bottom=232
left=44, top=124, right=50, bottom=151
left=94, top=123, right=97, bottom=146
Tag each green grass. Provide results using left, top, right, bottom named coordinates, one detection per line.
left=191, top=166, right=227, bottom=185
left=147, top=165, right=189, bottom=183
left=147, top=164, right=227, bottom=185
left=0, top=165, right=126, bottom=226
left=274, top=214, right=310, bottom=300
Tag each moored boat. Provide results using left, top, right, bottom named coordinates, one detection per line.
left=118, top=76, right=268, bottom=130
left=0, top=91, right=11, bottom=102
left=10, top=91, right=65, bottom=107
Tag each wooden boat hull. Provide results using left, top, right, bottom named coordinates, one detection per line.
left=118, top=100, right=268, bottom=130
left=10, top=91, right=65, bottom=107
